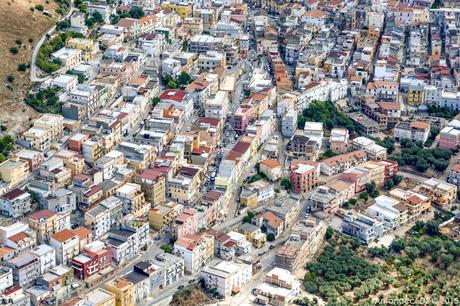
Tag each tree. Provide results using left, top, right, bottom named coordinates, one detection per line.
left=160, top=243, right=173, bottom=254
left=281, top=178, right=292, bottom=191
left=393, top=175, right=402, bottom=186
left=359, top=192, right=369, bottom=202
left=366, top=182, right=376, bottom=194
left=166, top=80, right=178, bottom=89
left=390, top=238, right=405, bottom=253
left=129, top=6, right=144, bottom=19
left=384, top=179, right=394, bottom=190
left=177, top=72, right=192, bottom=86
left=325, top=227, right=334, bottom=240
left=242, top=211, right=255, bottom=223
left=405, top=246, right=420, bottom=260
left=15, top=39, right=22, bottom=46
left=267, top=233, right=275, bottom=242
left=6, top=75, right=14, bottom=83
left=9, top=47, right=18, bottom=55
left=152, top=97, right=160, bottom=106
left=415, top=158, right=429, bottom=172
left=424, top=221, right=439, bottom=236
left=440, top=254, right=454, bottom=268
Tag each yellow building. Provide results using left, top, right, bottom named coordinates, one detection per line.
left=105, top=277, right=135, bottom=306
left=360, top=161, right=385, bottom=186
left=160, top=2, right=192, bottom=18
left=66, top=37, right=95, bottom=61
left=34, top=113, right=64, bottom=141
left=86, top=288, right=116, bottom=306
left=240, top=223, right=267, bottom=248
left=134, top=169, right=166, bottom=206
left=240, top=188, right=258, bottom=209
left=407, top=86, right=425, bottom=105
left=28, top=210, right=58, bottom=243
left=417, top=178, right=457, bottom=207
left=148, top=202, right=182, bottom=231
left=0, top=158, right=29, bottom=187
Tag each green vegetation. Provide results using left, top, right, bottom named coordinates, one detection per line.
left=6, top=75, right=15, bottom=83
left=304, top=218, right=460, bottom=305
left=384, top=175, right=402, bottom=190
left=374, top=136, right=395, bottom=154
left=74, top=0, right=87, bottom=13
left=342, top=198, right=357, bottom=209
left=242, top=211, right=256, bottom=223
left=25, top=87, right=61, bottom=114
left=17, top=63, right=28, bottom=72
left=152, top=97, right=160, bottom=107
left=246, top=173, right=266, bottom=183
left=9, top=47, right=18, bottom=55
left=303, top=236, right=392, bottom=304
left=37, top=31, right=84, bottom=73
left=297, top=100, right=355, bottom=132
left=163, top=73, right=193, bottom=89
left=15, top=39, right=22, bottom=46
left=427, top=105, right=457, bottom=119
left=280, top=178, right=292, bottom=191
left=160, top=243, right=173, bottom=254
left=359, top=191, right=369, bottom=201
left=389, top=139, right=452, bottom=172
left=325, top=226, right=334, bottom=240
left=66, top=70, right=85, bottom=83
left=319, top=149, right=336, bottom=161
left=112, top=6, right=144, bottom=23
left=293, top=297, right=319, bottom=306
left=0, top=135, right=15, bottom=160
left=35, top=4, right=45, bottom=11
left=267, top=233, right=275, bottom=242
left=424, top=126, right=440, bottom=148
left=85, top=11, right=104, bottom=27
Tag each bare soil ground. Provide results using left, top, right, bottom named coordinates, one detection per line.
left=170, top=284, right=213, bottom=306
left=0, top=0, right=57, bottom=134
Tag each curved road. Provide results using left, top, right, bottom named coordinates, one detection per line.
left=30, top=1, right=75, bottom=82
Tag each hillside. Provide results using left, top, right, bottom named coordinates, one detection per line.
left=0, top=0, right=58, bottom=134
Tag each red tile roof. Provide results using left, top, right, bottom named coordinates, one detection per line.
left=160, top=90, right=187, bottom=102
left=1, top=188, right=26, bottom=200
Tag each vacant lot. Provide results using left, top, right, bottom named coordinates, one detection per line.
left=0, top=0, right=57, bottom=134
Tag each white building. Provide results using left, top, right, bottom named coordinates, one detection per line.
left=303, top=122, right=323, bottom=147
left=367, top=195, right=406, bottom=230
left=30, top=244, right=56, bottom=275
left=51, top=47, right=82, bottom=70
left=282, top=110, right=298, bottom=138
left=201, top=261, right=252, bottom=297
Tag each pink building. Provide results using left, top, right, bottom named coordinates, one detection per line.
left=233, top=105, right=254, bottom=134
left=199, top=190, right=223, bottom=226
left=439, top=126, right=460, bottom=150
left=290, top=160, right=320, bottom=194
left=172, top=208, right=200, bottom=238
left=341, top=167, right=369, bottom=193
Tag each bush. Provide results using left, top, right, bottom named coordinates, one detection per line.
left=280, top=178, right=292, bottom=191
left=17, top=64, right=27, bottom=72
left=9, top=47, right=18, bottom=55
left=325, top=227, right=334, bottom=240
left=35, top=4, right=45, bottom=11
left=6, top=75, right=14, bottom=83
left=160, top=243, right=172, bottom=254
left=15, top=39, right=22, bottom=45
left=267, top=233, right=275, bottom=242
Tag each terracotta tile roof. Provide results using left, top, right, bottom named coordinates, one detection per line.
left=29, top=210, right=55, bottom=220
left=410, top=121, right=430, bottom=130
left=73, top=227, right=92, bottom=240
left=451, top=164, right=460, bottom=173
left=0, top=246, right=15, bottom=257
left=136, top=168, right=165, bottom=181
left=261, top=159, right=280, bottom=169
left=51, top=229, right=77, bottom=243
left=262, top=211, right=283, bottom=230
left=8, top=232, right=29, bottom=243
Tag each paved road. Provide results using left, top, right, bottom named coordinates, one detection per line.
left=30, top=1, right=75, bottom=82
